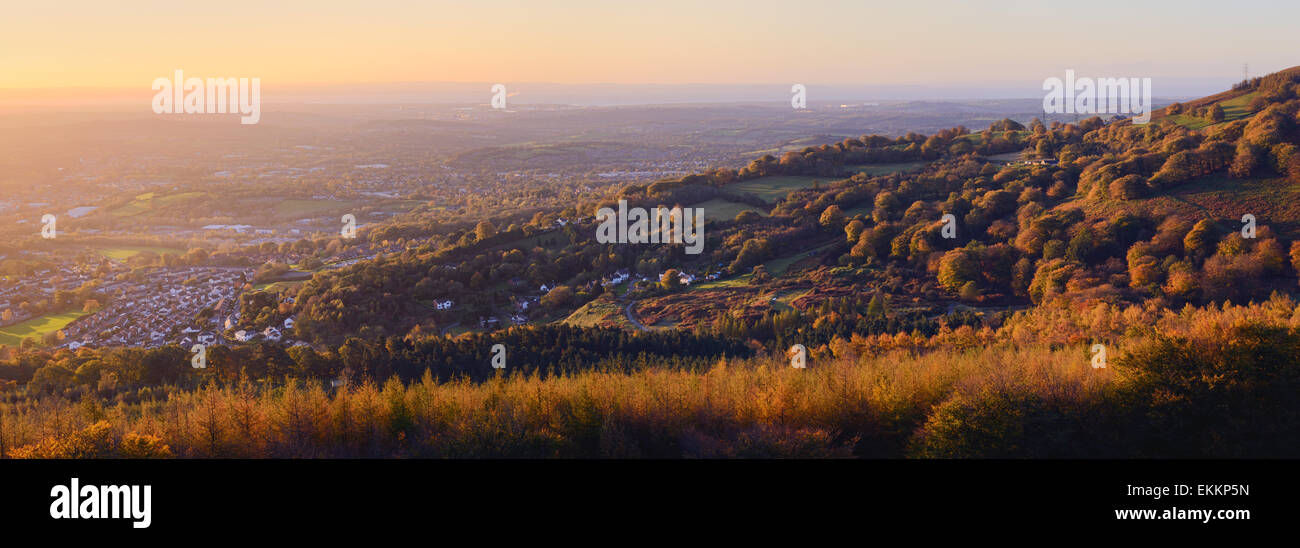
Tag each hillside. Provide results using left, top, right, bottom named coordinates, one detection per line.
left=5, top=67, right=1300, bottom=459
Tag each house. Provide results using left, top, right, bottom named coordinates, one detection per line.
left=608, top=270, right=630, bottom=285
left=435, top=300, right=453, bottom=310
left=234, top=330, right=255, bottom=342
left=262, top=327, right=281, bottom=342
left=283, top=317, right=296, bottom=329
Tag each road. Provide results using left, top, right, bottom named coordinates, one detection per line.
left=622, top=299, right=650, bottom=332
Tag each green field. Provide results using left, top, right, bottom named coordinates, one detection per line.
left=985, top=151, right=1026, bottom=163
left=769, top=288, right=811, bottom=312
left=111, top=192, right=207, bottom=217
left=494, top=230, right=568, bottom=253
left=694, top=198, right=768, bottom=223
left=687, top=275, right=753, bottom=292
left=763, top=241, right=837, bottom=276
left=1062, top=174, right=1300, bottom=238
left=842, top=161, right=928, bottom=176
left=0, top=311, right=89, bottom=347
left=730, top=176, right=824, bottom=202
left=561, top=298, right=628, bottom=328
left=253, top=280, right=306, bottom=292
left=690, top=241, right=838, bottom=291
left=1164, top=92, right=1260, bottom=130
left=96, top=246, right=186, bottom=261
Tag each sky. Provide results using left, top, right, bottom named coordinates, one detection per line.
left=2, top=0, right=1298, bottom=99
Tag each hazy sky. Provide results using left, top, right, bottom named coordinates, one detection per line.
left=3, top=0, right=1298, bottom=91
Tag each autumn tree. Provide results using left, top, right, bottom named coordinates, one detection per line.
left=660, top=269, right=682, bottom=290
left=1209, top=103, right=1226, bottom=122
left=937, top=249, right=979, bottom=292
left=475, top=221, right=497, bottom=241
left=844, top=219, right=865, bottom=244
left=1183, top=219, right=1217, bottom=259
left=819, top=205, right=846, bottom=231
left=1290, top=241, right=1300, bottom=279
left=541, top=285, right=574, bottom=308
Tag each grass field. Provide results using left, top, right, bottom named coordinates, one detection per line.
left=842, top=161, right=928, bottom=176
left=1061, top=174, right=1300, bottom=238
left=96, top=246, right=185, bottom=261
left=730, top=176, right=824, bottom=202
left=688, top=275, right=754, bottom=292
left=1164, top=91, right=1260, bottom=130
left=111, top=192, right=207, bottom=217
left=0, top=311, right=89, bottom=347
left=766, top=240, right=838, bottom=276
left=694, top=198, right=767, bottom=223
left=253, top=280, right=306, bottom=292
left=561, top=298, right=628, bottom=328
left=690, top=241, right=838, bottom=291
left=493, top=230, right=568, bottom=253
left=769, top=288, right=811, bottom=312
left=985, top=151, right=1026, bottom=163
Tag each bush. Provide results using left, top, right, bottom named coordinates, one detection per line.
left=1115, top=323, right=1300, bottom=457
left=910, top=389, right=1118, bottom=458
